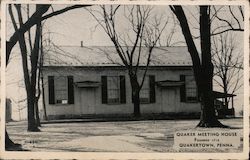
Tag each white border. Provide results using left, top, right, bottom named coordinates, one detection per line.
left=1, top=0, right=7, bottom=155
left=1, top=0, right=249, bottom=159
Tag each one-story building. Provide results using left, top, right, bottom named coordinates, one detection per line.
left=42, top=46, right=202, bottom=120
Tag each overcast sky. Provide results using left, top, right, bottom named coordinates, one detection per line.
left=5, top=4, right=245, bottom=119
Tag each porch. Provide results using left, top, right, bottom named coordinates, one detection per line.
left=213, top=91, right=236, bottom=118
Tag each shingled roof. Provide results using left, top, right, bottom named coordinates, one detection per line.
left=43, top=46, right=193, bottom=67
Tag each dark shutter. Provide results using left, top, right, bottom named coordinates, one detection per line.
left=48, top=76, right=55, bottom=104
left=149, top=75, right=156, bottom=103
left=180, top=75, right=186, bottom=102
left=120, top=75, right=126, bottom=103
left=101, top=76, right=108, bottom=104
left=132, top=92, right=134, bottom=103
left=68, top=76, right=74, bottom=104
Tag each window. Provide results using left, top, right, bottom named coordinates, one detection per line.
left=140, top=76, right=150, bottom=103
left=48, top=76, right=74, bottom=105
left=132, top=75, right=155, bottom=104
left=180, top=75, right=198, bottom=102
left=54, top=76, right=68, bottom=104
left=107, top=76, right=120, bottom=103
left=185, top=75, right=198, bottom=101
left=101, top=76, right=126, bottom=104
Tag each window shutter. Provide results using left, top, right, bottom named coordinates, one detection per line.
left=68, top=76, right=74, bottom=104
left=180, top=75, right=186, bottom=102
left=120, top=75, right=126, bottom=103
left=132, top=92, right=134, bottom=103
left=48, top=76, right=55, bottom=104
left=101, top=76, right=108, bottom=104
left=149, top=75, right=156, bottom=103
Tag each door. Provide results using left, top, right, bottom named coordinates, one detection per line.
left=161, top=88, right=178, bottom=113
left=80, top=88, right=96, bottom=114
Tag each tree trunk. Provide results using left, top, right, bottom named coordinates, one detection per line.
left=133, top=89, right=140, bottom=117
left=197, top=6, right=226, bottom=128
left=197, top=77, right=225, bottom=127
left=223, top=80, right=229, bottom=109
left=5, top=3, right=89, bottom=149
left=170, top=6, right=225, bottom=128
left=41, top=75, right=48, bottom=120
left=27, top=21, right=42, bottom=131
left=27, top=91, right=40, bottom=131
left=5, top=36, right=20, bottom=151
left=34, top=98, right=41, bottom=127
left=18, top=35, right=40, bottom=132
left=5, top=130, right=14, bottom=145
left=40, top=27, right=48, bottom=121
left=5, top=130, right=21, bottom=150
left=129, top=73, right=141, bottom=117
left=18, top=32, right=40, bottom=132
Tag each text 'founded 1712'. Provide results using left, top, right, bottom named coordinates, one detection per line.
left=174, top=131, right=241, bottom=149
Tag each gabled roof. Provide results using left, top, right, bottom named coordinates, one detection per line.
left=43, top=46, right=193, bottom=67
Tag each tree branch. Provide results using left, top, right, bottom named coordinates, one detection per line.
left=211, top=28, right=244, bottom=36
left=170, top=5, right=202, bottom=87
left=6, top=4, right=91, bottom=64
left=41, top=5, right=91, bottom=20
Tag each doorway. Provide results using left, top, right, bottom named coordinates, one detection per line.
left=161, top=88, right=178, bottom=113
left=80, top=88, right=96, bottom=114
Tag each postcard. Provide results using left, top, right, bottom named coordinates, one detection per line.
left=1, top=0, right=249, bottom=159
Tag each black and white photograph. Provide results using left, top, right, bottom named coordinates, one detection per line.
left=1, top=0, right=249, bottom=159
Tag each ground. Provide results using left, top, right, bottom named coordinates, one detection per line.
left=6, top=118, right=243, bottom=152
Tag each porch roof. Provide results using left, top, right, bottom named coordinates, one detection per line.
left=156, top=80, right=184, bottom=87
left=43, top=46, right=193, bottom=67
left=74, top=81, right=101, bottom=88
left=213, top=91, right=236, bottom=98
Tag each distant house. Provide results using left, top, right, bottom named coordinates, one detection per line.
left=6, top=98, right=12, bottom=122
left=42, top=46, right=202, bottom=120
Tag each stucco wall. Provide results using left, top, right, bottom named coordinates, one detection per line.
left=42, top=66, right=201, bottom=119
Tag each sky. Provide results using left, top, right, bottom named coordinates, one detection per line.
left=5, top=4, right=245, bottom=120
left=34, top=5, right=184, bottom=46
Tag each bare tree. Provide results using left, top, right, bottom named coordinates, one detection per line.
left=88, top=5, right=167, bottom=117
left=26, top=4, right=43, bottom=127
left=39, top=25, right=48, bottom=121
left=6, top=4, right=91, bottom=149
left=9, top=4, right=42, bottom=131
left=212, top=32, right=243, bottom=108
left=6, top=4, right=91, bottom=64
left=158, top=14, right=185, bottom=47
left=9, top=3, right=92, bottom=130
left=170, top=6, right=224, bottom=127
left=211, top=6, right=244, bottom=36
left=170, top=5, right=244, bottom=127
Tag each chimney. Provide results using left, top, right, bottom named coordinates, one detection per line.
left=81, top=41, right=83, bottom=47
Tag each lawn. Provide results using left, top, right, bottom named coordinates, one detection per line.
left=6, top=118, right=243, bottom=152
